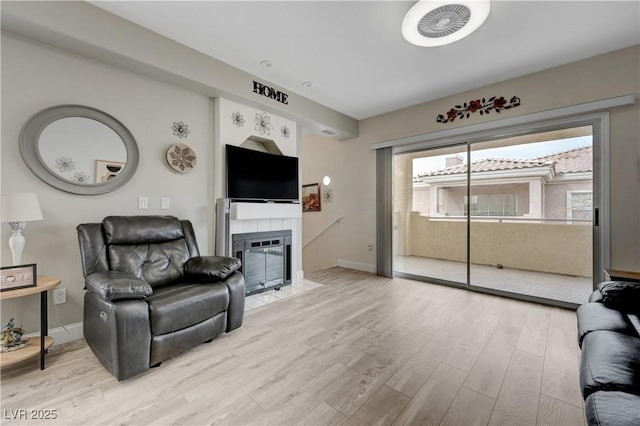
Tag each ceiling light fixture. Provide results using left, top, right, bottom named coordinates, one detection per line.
left=402, top=0, right=491, bottom=47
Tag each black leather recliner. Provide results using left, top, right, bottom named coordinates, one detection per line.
left=576, top=281, right=640, bottom=426
left=77, top=215, right=245, bottom=381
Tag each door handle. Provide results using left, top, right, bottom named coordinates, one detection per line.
left=594, top=207, right=599, bottom=227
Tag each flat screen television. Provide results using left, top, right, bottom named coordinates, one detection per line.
left=226, top=144, right=299, bottom=202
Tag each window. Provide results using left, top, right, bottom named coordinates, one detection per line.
left=567, top=191, right=593, bottom=221
left=465, top=194, right=517, bottom=216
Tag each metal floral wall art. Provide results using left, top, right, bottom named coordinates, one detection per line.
left=255, top=112, right=273, bottom=136
left=436, top=95, right=521, bottom=124
left=164, top=142, right=197, bottom=174
left=231, top=112, right=245, bottom=127
left=172, top=121, right=190, bottom=138
left=72, top=172, right=92, bottom=184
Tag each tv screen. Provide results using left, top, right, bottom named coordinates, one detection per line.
left=226, top=144, right=299, bottom=202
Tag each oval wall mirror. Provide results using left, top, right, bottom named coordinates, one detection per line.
left=19, top=105, right=139, bottom=195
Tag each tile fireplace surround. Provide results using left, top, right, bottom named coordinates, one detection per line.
left=216, top=199, right=303, bottom=288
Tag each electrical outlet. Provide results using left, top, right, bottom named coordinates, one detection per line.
left=138, top=196, right=148, bottom=209
left=53, top=288, right=66, bottom=304
left=161, top=197, right=170, bottom=210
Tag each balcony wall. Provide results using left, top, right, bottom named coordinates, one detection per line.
left=407, top=212, right=592, bottom=277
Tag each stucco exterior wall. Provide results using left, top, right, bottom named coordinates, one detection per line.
left=408, top=213, right=592, bottom=277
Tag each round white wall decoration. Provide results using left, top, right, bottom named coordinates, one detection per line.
left=164, top=142, right=197, bottom=174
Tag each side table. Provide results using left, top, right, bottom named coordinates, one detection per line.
left=604, top=269, right=640, bottom=283
left=0, top=276, right=61, bottom=370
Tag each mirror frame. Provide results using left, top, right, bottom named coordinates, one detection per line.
left=19, top=104, right=139, bottom=195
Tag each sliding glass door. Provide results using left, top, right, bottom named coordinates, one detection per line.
left=392, top=126, right=595, bottom=305
left=393, top=143, right=468, bottom=286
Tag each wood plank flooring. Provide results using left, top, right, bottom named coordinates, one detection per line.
left=0, top=267, right=585, bottom=425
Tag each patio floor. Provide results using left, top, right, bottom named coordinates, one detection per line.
left=394, top=255, right=593, bottom=305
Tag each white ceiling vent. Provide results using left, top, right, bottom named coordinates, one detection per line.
left=402, top=1, right=491, bottom=47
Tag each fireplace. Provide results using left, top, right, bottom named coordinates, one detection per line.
left=232, top=230, right=292, bottom=295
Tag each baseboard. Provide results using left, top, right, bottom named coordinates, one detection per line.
left=24, top=322, right=83, bottom=346
left=337, top=259, right=376, bottom=273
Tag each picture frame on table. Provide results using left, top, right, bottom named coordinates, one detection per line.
left=1, top=264, right=37, bottom=292
left=302, top=183, right=321, bottom=212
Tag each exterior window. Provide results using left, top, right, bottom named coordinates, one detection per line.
left=567, top=191, right=592, bottom=221
left=465, top=194, right=517, bottom=216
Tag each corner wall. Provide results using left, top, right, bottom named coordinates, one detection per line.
left=1, top=35, right=215, bottom=335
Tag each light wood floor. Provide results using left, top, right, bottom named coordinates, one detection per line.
left=0, top=267, right=585, bottom=425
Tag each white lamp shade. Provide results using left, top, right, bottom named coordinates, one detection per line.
left=1, top=193, right=44, bottom=222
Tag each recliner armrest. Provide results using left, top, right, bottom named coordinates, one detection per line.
left=85, top=271, right=153, bottom=301
left=184, top=256, right=241, bottom=281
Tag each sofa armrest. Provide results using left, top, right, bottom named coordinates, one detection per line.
left=184, top=256, right=241, bottom=281
left=85, top=271, right=153, bottom=301
left=222, top=271, right=245, bottom=332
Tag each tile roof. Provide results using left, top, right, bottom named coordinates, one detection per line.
left=534, top=145, right=592, bottom=173
left=417, top=145, right=592, bottom=179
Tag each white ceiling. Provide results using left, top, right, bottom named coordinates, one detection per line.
left=91, top=1, right=639, bottom=120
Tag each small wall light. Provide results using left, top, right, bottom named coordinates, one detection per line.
left=322, top=176, right=333, bottom=203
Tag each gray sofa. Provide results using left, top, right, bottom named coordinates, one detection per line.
left=576, top=281, right=640, bottom=425
left=77, top=215, right=245, bottom=381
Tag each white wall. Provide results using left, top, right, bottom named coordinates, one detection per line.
left=301, top=131, right=376, bottom=272
left=1, top=35, right=215, bottom=335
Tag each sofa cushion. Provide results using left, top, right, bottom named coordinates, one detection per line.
left=146, top=282, right=229, bottom=335
left=585, top=391, right=640, bottom=426
left=184, top=256, right=242, bottom=281
left=598, top=281, right=640, bottom=313
left=580, top=330, right=640, bottom=397
left=576, top=303, right=638, bottom=347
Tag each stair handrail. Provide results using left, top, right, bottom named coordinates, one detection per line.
left=302, top=215, right=345, bottom=248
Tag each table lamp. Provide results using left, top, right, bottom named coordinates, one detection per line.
left=1, top=193, right=43, bottom=265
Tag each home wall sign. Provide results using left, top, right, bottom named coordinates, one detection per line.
left=437, top=95, right=521, bottom=124
left=253, top=81, right=289, bottom=105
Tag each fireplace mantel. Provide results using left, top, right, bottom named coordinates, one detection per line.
left=230, top=202, right=302, bottom=221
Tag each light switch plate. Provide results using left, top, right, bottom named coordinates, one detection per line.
left=138, top=196, right=148, bottom=209
left=161, top=197, right=170, bottom=210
